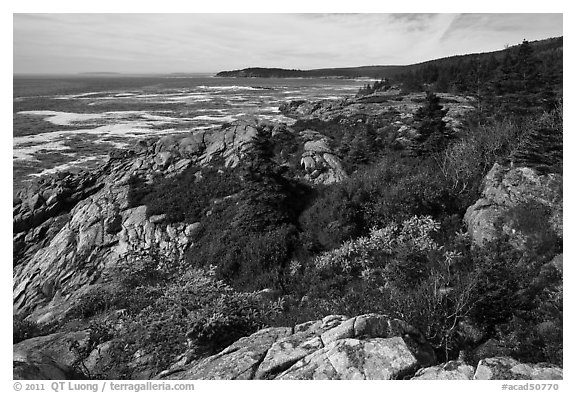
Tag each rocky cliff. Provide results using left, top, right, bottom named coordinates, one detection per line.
left=13, top=119, right=351, bottom=326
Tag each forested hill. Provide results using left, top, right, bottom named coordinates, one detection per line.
left=216, top=65, right=405, bottom=79
left=216, top=36, right=562, bottom=83
left=394, top=36, right=562, bottom=93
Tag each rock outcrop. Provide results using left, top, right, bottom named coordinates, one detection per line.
left=411, top=357, right=562, bottom=380
left=12, top=117, right=351, bottom=325
left=12, top=120, right=275, bottom=325
left=13, top=330, right=90, bottom=380
left=299, top=130, right=347, bottom=184
left=411, top=360, right=475, bottom=380
left=153, top=121, right=262, bottom=168
left=14, top=312, right=564, bottom=380
left=13, top=171, right=105, bottom=266
left=154, top=314, right=563, bottom=381
left=279, top=92, right=474, bottom=133
left=15, top=92, right=474, bottom=327
left=464, top=163, right=562, bottom=246
left=159, top=313, right=436, bottom=380
left=473, top=357, right=562, bottom=380
left=13, top=155, right=197, bottom=325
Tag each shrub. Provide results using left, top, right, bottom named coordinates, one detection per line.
left=299, top=184, right=366, bottom=251
left=286, top=216, right=479, bottom=360
left=67, top=286, right=123, bottom=319
left=467, top=238, right=563, bottom=365
left=113, top=247, right=174, bottom=289
left=299, top=153, right=458, bottom=252
left=311, top=216, right=442, bottom=278
left=502, top=200, right=561, bottom=255
left=69, top=321, right=114, bottom=379
left=434, top=117, right=524, bottom=208
left=128, top=165, right=242, bottom=224
left=511, top=120, right=563, bottom=175
left=190, top=216, right=298, bottom=291
left=187, top=293, right=266, bottom=351
left=93, top=266, right=282, bottom=378
left=186, top=130, right=309, bottom=290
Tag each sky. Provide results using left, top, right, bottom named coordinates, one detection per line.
left=12, top=13, right=563, bottom=74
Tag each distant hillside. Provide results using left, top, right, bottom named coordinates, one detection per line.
left=216, top=37, right=562, bottom=80
left=78, top=72, right=122, bottom=75
left=216, top=66, right=404, bottom=79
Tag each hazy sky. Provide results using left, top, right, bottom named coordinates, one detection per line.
left=13, top=13, right=563, bottom=74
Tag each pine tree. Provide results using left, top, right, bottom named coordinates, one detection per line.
left=511, top=106, right=563, bottom=174
left=242, top=127, right=277, bottom=183
left=493, top=40, right=546, bottom=116
left=410, top=91, right=454, bottom=156
left=236, top=126, right=291, bottom=232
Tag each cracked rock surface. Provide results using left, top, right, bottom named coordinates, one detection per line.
left=13, top=118, right=349, bottom=326
left=13, top=120, right=269, bottom=325
left=159, top=313, right=435, bottom=380
left=464, top=163, right=562, bottom=247
left=473, top=357, right=562, bottom=380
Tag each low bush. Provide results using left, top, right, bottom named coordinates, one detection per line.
left=103, top=267, right=281, bottom=377
left=185, top=129, right=311, bottom=290
left=502, top=200, right=561, bottom=255
left=67, top=247, right=284, bottom=379
left=283, top=212, right=562, bottom=364
left=128, top=165, right=242, bottom=224
left=433, top=116, right=524, bottom=208
left=67, top=286, right=123, bottom=320
left=300, top=153, right=458, bottom=252
left=54, top=255, right=284, bottom=380
left=281, top=216, right=478, bottom=359
left=468, top=238, right=563, bottom=365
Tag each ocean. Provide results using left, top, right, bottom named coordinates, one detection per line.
left=13, top=74, right=370, bottom=192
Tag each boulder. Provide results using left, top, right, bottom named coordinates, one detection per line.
left=260, top=337, right=324, bottom=379
left=299, top=136, right=347, bottom=185
left=411, top=360, right=474, bottom=380
left=153, top=151, right=173, bottom=169
left=159, top=313, right=435, bottom=380
left=464, top=163, right=562, bottom=247
left=178, top=134, right=205, bottom=156
left=471, top=339, right=512, bottom=366
left=161, top=327, right=292, bottom=380
left=13, top=331, right=90, bottom=380
left=154, top=135, right=179, bottom=154
left=276, top=337, right=418, bottom=380
left=303, top=139, right=332, bottom=154
left=474, top=357, right=562, bottom=380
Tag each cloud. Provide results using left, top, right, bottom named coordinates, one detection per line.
left=13, top=13, right=564, bottom=74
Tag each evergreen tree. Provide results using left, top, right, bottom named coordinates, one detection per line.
left=410, top=91, right=454, bottom=156
left=511, top=106, right=563, bottom=174
left=493, top=40, right=547, bottom=116
left=435, top=70, right=451, bottom=92
left=237, top=126, right=290, bottom=232
left=347, top=133, right=370, bottom=168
